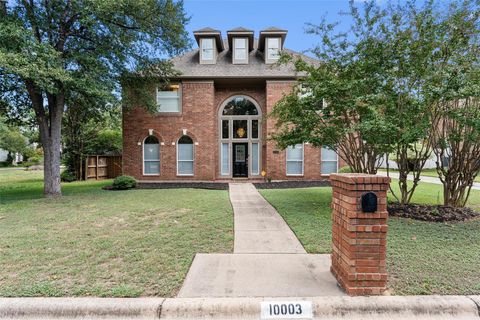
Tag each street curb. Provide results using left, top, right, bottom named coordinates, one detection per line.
left=0, top=298, right=164, bottom=319
left=0, top=296, right=479, bottom=319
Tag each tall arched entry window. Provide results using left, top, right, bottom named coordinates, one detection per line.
left=219, top=96, right=261, bottom=178
left=177, top=135, right=194, bottom=176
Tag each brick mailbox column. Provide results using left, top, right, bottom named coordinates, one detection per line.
left=329, top=173, right=390, bottom=296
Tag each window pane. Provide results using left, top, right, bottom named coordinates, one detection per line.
left=287, top=144, right=303, bottom=161
left=203, top=38, right=213, bottom=49
left=252, top=143, right=259, bottom=175
left=286, top=161, right=302, bottom=175
left=235, top=48, right=246, bottom=60
left=144, top=161, right=160, bottom=174
left=178, top=161, right=193, bottom=175
left=267, top=38, right=280, bottom=60
left=235, top=38, right=246, bottom=48
left=252, top=120, right=258, bottom=139
left=202, top=48, right=213, bottom=60
left=157, top=85, right=180, bottom=112
left=222, top=120, right=229, bottom=139
left=178, top=143, right=193, bottom=161
left=221, top=143, right=229, bottom=175
left=144, top=143, right=159, bottom=160
left=321, top=147, right=337, bottom=161
left=222, top=97, right=258, bottom=115
left=233, top=120, right=248, bottom=139
left=321, top=161, right=337, bottom=175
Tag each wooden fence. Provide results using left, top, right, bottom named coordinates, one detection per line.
left=84, top=155, right=122, bottom=180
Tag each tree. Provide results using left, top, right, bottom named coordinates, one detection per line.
left=0, top=0, right=189, bottom=197
left=428, top=1, right=480, bottom=207
left=271, top=1, right=395, bottom=174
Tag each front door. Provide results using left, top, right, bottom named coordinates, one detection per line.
left=232, top=143, right=248, bottom=177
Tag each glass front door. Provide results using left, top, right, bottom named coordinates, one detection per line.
left=232, top=143, right=248, bottom=177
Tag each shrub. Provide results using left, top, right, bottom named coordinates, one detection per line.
left=112, top=175, right=137, bottom=190
left=61, top=170, right=76, bottom=182
left=338, top=166, right=354, bottom=173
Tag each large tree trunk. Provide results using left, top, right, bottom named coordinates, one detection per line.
left=26, top=81, right=64, bottom=197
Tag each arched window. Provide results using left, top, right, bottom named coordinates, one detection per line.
left=177, top=135, right=194, bottom=175
left=222, top=96, right=259, bottom=115
left=144, top=136, right=160, bottom=175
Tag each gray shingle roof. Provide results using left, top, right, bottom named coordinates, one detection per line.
left=170, top=39, right=318, bottom=79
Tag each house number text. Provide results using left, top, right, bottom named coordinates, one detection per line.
left=261, top=301, right=313, bottom=319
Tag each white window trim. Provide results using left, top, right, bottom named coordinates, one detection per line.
left=266, top=37, right=281, bottom=63
left=200, top=38, right=215, bottom=64
left=286, top=143, right=304, bottom=176
left=321, top=147, right=339, bottom=176
left=143, top=137, right=160, bottom=176
left=176, top=137, right=194, bottom=176
left=233, top=37, right=248, bottom=64
left=156, top=84, right=182, bottom=114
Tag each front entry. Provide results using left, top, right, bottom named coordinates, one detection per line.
left=232, top=143, right=248, bottom=178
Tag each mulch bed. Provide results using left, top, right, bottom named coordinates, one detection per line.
left=136, top=182, right=229, bottom=190
left=388, top=203, right=479, bottom=222
left=254, top=180, right=330, bottom=189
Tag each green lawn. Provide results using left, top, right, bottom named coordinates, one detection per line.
left=259, top=182, right=480, bottom=295
left=0, top=168, right=233, bottom=297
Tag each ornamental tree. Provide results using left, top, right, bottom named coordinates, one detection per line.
left=0, top=0, right=189, bottom=196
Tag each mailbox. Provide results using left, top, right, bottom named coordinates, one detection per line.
left=361, top=192, right=377, bottom=213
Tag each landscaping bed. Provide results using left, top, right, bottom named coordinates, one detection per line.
left=254, top=180, right=330, bottom=189
left=137, top=182, right=228, bottom=190
left=388, top=203, right=479, bottom=222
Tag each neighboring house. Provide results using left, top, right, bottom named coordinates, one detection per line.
left=0, top=149, right=23, bottom=164
left=122, top=27, right=346, bottom=181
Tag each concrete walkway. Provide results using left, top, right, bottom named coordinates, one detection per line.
left=178, top=183, right=344, bottom=298
left=230, top=183, right=306, bottom=254
left=377, top=171, right=480, bottom=190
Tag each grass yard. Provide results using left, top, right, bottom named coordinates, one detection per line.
left=259, top=182, right=480, bottom=295
left=0, top=168, right=233, bottom=297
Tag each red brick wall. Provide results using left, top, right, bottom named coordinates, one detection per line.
left=330, top=173, right=390, bottom=295
left=123, top=79, right=348, bottom=181
left=123, top=81, right=216, bottom=180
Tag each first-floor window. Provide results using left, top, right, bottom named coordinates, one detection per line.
left=144, top=136, right=160, bottom=175
left=321, top=147, right=338, bottom=174
left=286, top=144, right=304, bottom=176
left=177, top=135, right=194, bottom=175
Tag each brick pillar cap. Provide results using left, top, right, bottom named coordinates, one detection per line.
left=330, top=173, right=391, bottom=184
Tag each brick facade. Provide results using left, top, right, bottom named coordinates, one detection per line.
left=123, top=80, right=347, bottom=181
left=330, top=173, right=390, bottom=295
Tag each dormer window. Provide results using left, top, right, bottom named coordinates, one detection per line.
left=233, top=38, right=248, bottom=64
left=227, top=28, right=254, bottom=65
left=193, top=27, right=224, bottom=65
left=200, top=38, right=215, bottom=63
left=259, top=27, right=287, bottom=64
left=267, top=37, right=281, bottom=61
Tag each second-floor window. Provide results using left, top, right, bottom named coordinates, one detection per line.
left=233, top=38, right=248, bottom=63
left=157, top=84, right=181, bottom=113
left=201, top=38, right=214, bottom=62
left=267, top=37, right=281, bottom=61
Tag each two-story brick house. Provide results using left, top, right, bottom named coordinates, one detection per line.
left=122, top=27, right=344, bottom=181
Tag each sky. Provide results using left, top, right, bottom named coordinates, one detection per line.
left=183, top=0, right=357, bottom=55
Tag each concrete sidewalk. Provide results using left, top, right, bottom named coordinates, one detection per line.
left=2, top=296, right=479, bottom=319
left=178, top=183, right=343, bottom=298
left=377, top=171, right=480, bottom=190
